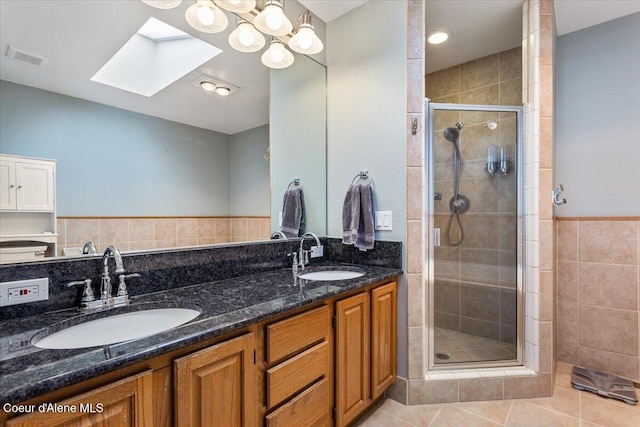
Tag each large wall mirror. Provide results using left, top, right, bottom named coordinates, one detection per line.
left=0, top=0, right=327, bottom=263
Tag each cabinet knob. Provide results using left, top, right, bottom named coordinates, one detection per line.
left=9, top=184, right=15, bottom=189
left=17, top=185, right=22, bottom=190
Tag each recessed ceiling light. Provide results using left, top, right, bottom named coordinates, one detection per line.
left=193, top=75, right=240, bottom=96
left=215, top=86, right=231, bottom=96
left=200, top=81, right=216, bottom=92
left=427, top=30, right=451, bottom=45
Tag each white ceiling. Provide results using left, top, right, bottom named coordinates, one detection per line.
left=425, top=0, right=640, bottom=74
left=3, top=1, right=638, bottom=134
left=298, top=0, right=369, bottom=23
left=0, top=0, right=269, bottom=135
left=554, top=0, right=640, bottom=35
left=425, top=0, right=523, bottom=74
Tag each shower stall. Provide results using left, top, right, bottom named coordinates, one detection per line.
left=426, top=101, right=524, bottom=369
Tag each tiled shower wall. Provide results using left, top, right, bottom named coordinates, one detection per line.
left=394, top=0, right=555, bottom=405
left=426, top=48, right=521, bottom=344
left=57, top=217, right=271, bottom=254
left=556, top=218, right=640, bottom=382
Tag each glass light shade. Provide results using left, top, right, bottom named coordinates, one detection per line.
left=200, top=81, right=216, bottom=91
left=253, top=1, right=292, bottom=36
left=215, top=86, right=231, bottom=96
left=214, top=0, right=256, bottom=13
left=288, top=24, right=323, bottom=54
left=228, top=21, right=265, bottom=53
left=261, top=40, right=294, bottom=69
left=185, top=0, right=229, bottom=33
left=141, top=0, right=182, bottom=9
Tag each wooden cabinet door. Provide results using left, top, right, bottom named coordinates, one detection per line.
left=335, top=292, right=370, bottom=427
left=0, top=159, right=16, bottom=210
left=6, top=370, right=153, bottom=427
left=15, top=161, right=54, bottom=211
left=371, top=281, right=397, bottom=400
left=174, top=332, right=257, bottom=427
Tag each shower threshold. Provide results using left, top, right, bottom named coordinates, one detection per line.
left=434, top=327, right=516, bottom=364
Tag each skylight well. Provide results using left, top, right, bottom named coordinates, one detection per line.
left=91, top=17, right=221, bottom=97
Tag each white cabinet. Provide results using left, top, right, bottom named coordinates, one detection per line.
left=1, top=155, right=55, bottom=211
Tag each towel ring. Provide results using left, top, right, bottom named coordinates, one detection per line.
left=351, top=171, right=374, bottom=186
left=287, top=178, right=301, bottom=191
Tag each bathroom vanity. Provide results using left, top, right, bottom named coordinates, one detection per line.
left=0, top=239, right=401, bottom=426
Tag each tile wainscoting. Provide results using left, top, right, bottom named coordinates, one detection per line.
left=57, top=216, right=271, bottom=254
left=556, top=217, right=640, bottom=382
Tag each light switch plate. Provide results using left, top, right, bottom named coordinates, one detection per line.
left=374, top=211, right=392, bottom=231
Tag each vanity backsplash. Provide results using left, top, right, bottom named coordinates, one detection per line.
left=0, top=238, right=402, bottom=321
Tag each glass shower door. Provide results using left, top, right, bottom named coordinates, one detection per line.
left=428, top=103, right=523, bottom=367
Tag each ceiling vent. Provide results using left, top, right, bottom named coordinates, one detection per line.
left=5, top=45, right=49, bottom=67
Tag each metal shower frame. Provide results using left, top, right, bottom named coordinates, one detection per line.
left=425, top=100, right=525, bottom=371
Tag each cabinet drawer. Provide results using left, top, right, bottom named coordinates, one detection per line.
left=267, top=340, right=329, bottom=408
left=266, top=305, right=330, bottom=363
left=265, top=377, right=330, bottom=427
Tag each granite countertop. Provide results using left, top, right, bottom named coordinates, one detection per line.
left=0, top=262, right=401, bottom=404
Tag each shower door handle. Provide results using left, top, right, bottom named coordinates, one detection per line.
left=553, top=184, right=567, bottom=206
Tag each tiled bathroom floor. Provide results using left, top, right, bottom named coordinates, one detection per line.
left=434, top=328, right=517, bottom=364
left=355, top=363, right=639, bottom=426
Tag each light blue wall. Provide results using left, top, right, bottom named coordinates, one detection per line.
left=0, top=80, right=235, bottom=216
left=271, top=55, right=327, bottom=234
left=326, top=0, right=407, bottom=377
left=230, top=124, right=270, bottom=216
left=555, top=13, right=640, bottom=216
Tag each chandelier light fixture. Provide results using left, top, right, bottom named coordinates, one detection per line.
left=228, top=20, right=266, bottom=52
left=142, top=0, right=322, bottom=69
left=215, top=0, right=256, bottom=13
left=185, top=0, right=229, bottom=33
left=288, top=10, right=322, bottom=55
left=261, top=39, right=294, bottom=69
left=253, top=0, right=293, bottom=36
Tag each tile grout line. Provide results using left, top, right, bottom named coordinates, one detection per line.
left=454, top=404, right=508, bottom=425
left=503, top=399, right=515, bottom=426
left=521, top=400, right=581, bottom=422
left=375, top=406, right=418, bottom=427
left=426, top=404, right=444, bottom=427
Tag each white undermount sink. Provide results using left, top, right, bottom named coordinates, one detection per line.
left=297, top=270, right=365, bottom=281
left=32, top=306, right=201, bottom=350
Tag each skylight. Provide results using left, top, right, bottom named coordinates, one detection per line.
left=91, top=17, right=222, bottom=97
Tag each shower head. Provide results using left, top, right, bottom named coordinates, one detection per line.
left=443, top=127, right=459, bottom=144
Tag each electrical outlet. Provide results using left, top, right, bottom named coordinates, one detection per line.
left=374, top=211, right=393, bottom=231
left=0, top=278, right=49, bottom=307
left=310, top=245, right=324, bottom=258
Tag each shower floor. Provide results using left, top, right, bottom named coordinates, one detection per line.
left=434, top=327, right=516, bottom=364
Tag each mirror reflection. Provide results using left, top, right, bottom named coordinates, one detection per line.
left=0, top=0, right=327, bottom=263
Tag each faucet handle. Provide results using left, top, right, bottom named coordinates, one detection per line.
left=117, top=273, right=140, bottom=297
left=67, top=279, right=95, bottom=303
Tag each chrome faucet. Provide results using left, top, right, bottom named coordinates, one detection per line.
left=101, top=245, right=125, bottom=301
left=82, top=241, right=97, bottom=254
left=271, top=231, right=287, bottom=239
left=298, top=232, right=321, bottom=270
left=67, top=245, right=140, bottom=312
